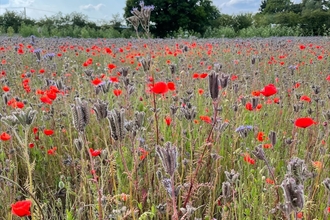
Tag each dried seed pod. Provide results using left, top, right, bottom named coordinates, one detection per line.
left=156, top=142, right=178, bottom=177
left=252, top=145, right=266, bottom=161
left=71, top=98, right=90, bottom=132
left=92, top=99, right=108, bottom=121
left=269, top=131, right=276, bottom=146
left=281, top=176, right=304, bottom=212
left=208, top=70, right=219, bottom=100
left=107, top=108, right=126, bottom=141
left=322, top=178, right=330, bottom=191
left=219, top=73, right=229, bottom=89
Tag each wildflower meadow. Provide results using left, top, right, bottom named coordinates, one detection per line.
left=0, top=36, right=330, bottom=220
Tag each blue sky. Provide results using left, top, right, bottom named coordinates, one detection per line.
left=0, top=0, right=263, bottom=23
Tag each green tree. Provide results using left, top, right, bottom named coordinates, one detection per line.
left=260, top=0, right=292, bottom=13
left=70, top=12, right=87, bottom=28
left=232, top=14, right=253, bottom=32
left=300, top=9, right=330, bottom=35
left=1, top=10, right=23, bottom=33
left=302, top=0, right=330, bottom=11
left=124, top=0, right=220, bottom=37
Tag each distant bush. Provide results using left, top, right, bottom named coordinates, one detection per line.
left=6, top=26, right=15, bottom=36
left=204, top=26, right=237, bottom=38
left=19, top=23, right=41, bottom=37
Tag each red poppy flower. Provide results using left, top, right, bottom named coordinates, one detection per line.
left=165, top=116, right=172, bottom=126
left=139, top=147, right=149, bottom=161
left=92, top=78, right=102, bottom=86
left=108, top=63, right=116, bottom=70
left=11, top=200, right=32, bottom=217
left=0, top=132, right=11, bottom=141
left=198, top=89, right=204, bottom=95
left=49, top=85, right=59, bottom=93
left=104, top=47, right=112, bottom=54
left=2, top=86, right=10, bottom=92
left=260, top=84, right=277, bottom=97
left=33, top=127, right=38, bottom=134
left=47, top=147, right=57, bottom=155
left=265, top=178, right=274, bottom=185
left=113, top=89, right=122, bottom=96
left=167, top=82, right=176, bottom=91
left=17, top=48, right=24, bottom=54
left=89, top=148, right=101, bottom=157
left=300, top=95, right=311, bottom=102
left=296, top=212, right=303, bottom=219
left=245, top=102, right=253, bottom=111
left=263, top=143, right=272, bottom=149
left=151, top=82, right=168, bottom=94
left=193, top=73, right=199, bottom=78
left=39, top=69, right=45, bottom=74
left=110, top=77, right=119, bottom=83
left=243, top=153, right=255, bottom=165
left=40, top=95, right=52, bottom=104
left=15, top=102, right=24, bottom=109
left=200, top=73, right=208, bottom=78
left=257, top=131, right=266, bottom=141
left=294, top=117, right=316, bottom=128
left=231, top=75, right=238, bottom=81
left=251, top=90, right=261, bottom=97
left=46, top=90, right=57, bottom=100
left=43, top=129, right=54, bottom=136
left=200, top=116, right=212, bottom=124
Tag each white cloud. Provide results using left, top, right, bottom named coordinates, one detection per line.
left=80, top=3, right=105, bottom=11
left=10, top=0, right=34, bottom=6
left=213, top=0, right=260, bottom=14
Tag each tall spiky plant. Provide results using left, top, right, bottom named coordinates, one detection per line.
left=156, top=142, right=179, bottom=219
left=1, top=107, right=40, bottom=218
left=71, top=97, right=104, bottom=220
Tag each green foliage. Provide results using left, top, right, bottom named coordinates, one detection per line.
left=260, top=0, right=292, bottom=14
left=1, top=10, right=22, bottom=33
left=6, top=26, right=15, bottom=36
left=232, top=14, right=254, bottom=32
left=124, top=0, right=220, bottom=37
left=273, top=12, right=301, bottom=27
left=256, top=0, right=330, bottom=36
left=19, top=23, right=41, bottom=37
left=80, top=27, right=90, bottom=38
left=204, top=26, right=236, bottom=38
left=301, top=9, right=330, bottom=35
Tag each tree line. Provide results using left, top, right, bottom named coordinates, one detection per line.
left=0, top=0, right=330, bottom=38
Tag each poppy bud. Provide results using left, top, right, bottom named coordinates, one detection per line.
left=208, top=70, right=219, bottom=100
left=252, top=97, right=259, bottom=109
left=268, top=131, right=276, bottom=146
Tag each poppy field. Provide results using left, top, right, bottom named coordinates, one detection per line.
left=0, top=36, right=330, bottom=220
